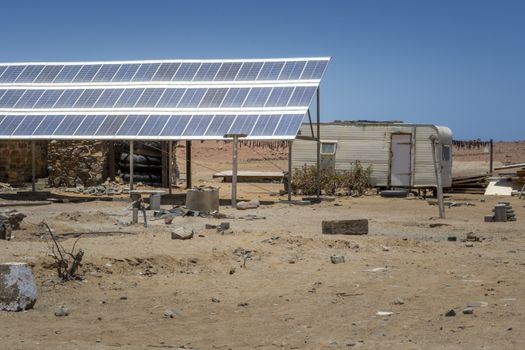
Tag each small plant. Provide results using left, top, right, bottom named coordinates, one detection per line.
left=292, top=162, right=372, bottom=196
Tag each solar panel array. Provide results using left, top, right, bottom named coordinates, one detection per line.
left=0, top=58, right=329, bottom=140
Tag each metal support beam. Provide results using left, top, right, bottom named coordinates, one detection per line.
left=186, top=140, right=192, bottom=189
left=31, top=140, right=36, bottom=193
left=232, top=136, right=239, bottom=207
left=129, top=140, right=134, bottom=191
left=168, top=140, right=173, bottom=194
left=489, top=139, right=494, bottom=175
left=288, top=140, right=293, bottom=201
left=430, top=136, right=445, bottom=219
left=316, top=87, right=321, bottom=199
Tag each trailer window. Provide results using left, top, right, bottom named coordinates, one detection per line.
left=321, top=142, right=337, bottom=155
left=442, top=145, right=451, bottom=161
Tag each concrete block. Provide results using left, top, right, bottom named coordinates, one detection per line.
left=0, top=262, right=38, bottom=311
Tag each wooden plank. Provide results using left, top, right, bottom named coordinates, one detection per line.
left=322, top=219, right=368, bottom=235
left=494, top=163, right=525, bottom=171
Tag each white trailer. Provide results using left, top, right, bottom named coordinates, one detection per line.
left=292, top=122, right=453, bottom=188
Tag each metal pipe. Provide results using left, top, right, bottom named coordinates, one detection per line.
left=489, top=139, right=494, bottom=175
left=430, top=136, right=445, bottom=219
left=31, top=140, right=36, bottom=193
left=288, top=140, right=293, bottom=201
left=232, top=136, right=239, bottom=207
left=168, top=140, right=173, bottom=194
left=316, top=87, right=321, bottom=199
left=129, top=140, right=134, bottom=191
left=186, top=140, right=192, bottom=189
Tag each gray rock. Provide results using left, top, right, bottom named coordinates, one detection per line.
left=164, top=216, right=174, bottom=225
left=462, top=307, right=474, bottom=314
left=392, top=297, right=405, bottom=305
left=445, top=309, right=456, bottom=317
left=54, top=306, right=69, bottom=317
left=330, top=255, right=345, bottom=264
left=211, top=297, right=220, bottom=303
left=236, top=199, right=260, bottom=210
left=0, top=262, right=38, bottom=312
left=163, top=308, right=175, bottom=318
left=171, top=227, right=194, bottom=240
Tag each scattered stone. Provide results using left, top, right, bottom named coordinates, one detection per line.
left=163, top=308, right=175, bottom=318
left=205, top=224, right=217, bottom=229
left=0, top=209, right=26, bottom=230
left=229, top=267, right=236, bottom=275
left=376, top=311, right=394, bottom=316
left=237, top=302, right=249, bottom=307
left=447, top=236, right=457, bottom=242
left=119, top=296, right=128, bottom=300
left=392, top=297, right=405, bottom=305
left=54, top=306, right=69, bottom=317
left=0, top=262, right=38, bottom=311
left=171, top=227, right=194, bottom=240
left=219, top=222, right=230, bottom=230
left=466, top=232, right=481, bottom=242
left=218, top=228, right=234, bottom=235
left=211, top=297, right=220, bottom=303
left=465, top=242, right=474, bottom=247
left=164, top=216, right=174, bottom=225
left=382, top=246, right=390, bottom=252
left=462, top=307, right=474, bottom=314
left=467, top=301, right=488, bottom=307
left=322, top=219, right=368, bottom=235
left=236, top=199, right=260, bottom=210
left=445, top=309, right=456, bottom=317
left=330, top=255, right=345, bottom=264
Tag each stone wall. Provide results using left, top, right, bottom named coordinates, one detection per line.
left=47, top=140, right=109, bottom=187
left=0, top=141, right=47, bottom=184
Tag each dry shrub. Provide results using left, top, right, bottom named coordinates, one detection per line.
left=292, top=162, right=372, bottom=196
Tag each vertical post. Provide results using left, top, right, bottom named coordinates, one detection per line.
left=288, top=140, right=293, bottom=201
left=108, top=141, right=116, bottom=181
left=186, top=140, right=192, bottom=189
left=430, top=136, right=445, bottom=219
left=489, top=139, right=494, bottom=175
left=316, top=87, right=321, bottom=199
left=232, top=136, right=239, bottom=207
left=168, top=140, right=173, bottom=194
left=129, top=140, right=134, bottom=191
left=31, top=140, right=36, bottom=193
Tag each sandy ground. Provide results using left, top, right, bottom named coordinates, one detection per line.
left=1, top=146, right=525, bottom=349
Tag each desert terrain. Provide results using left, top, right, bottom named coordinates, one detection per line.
left=1, top=141, right=524, bottom=349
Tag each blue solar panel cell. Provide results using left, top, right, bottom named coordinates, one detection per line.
left=0, top=90, right=25, bottom=108
left=214, top=62, right=242, bottom=81
left=73, top=65, right=102, bottom=82
left=135, top=88, right=165, bottom=108
left=75, top=115, right=107, bottom=135
left=14, top=90, right=45, bottom=108
left=160, top=115, right=192, bottom=136
left=54, top=65, right=82, bottom=83
left=275, top=114, right=304, bottom=135
left=256, top=62, right=285, bottom=81
left=156, top=89, right=185, bottom=108
left=15, top=65, right=45, bottom=83
left=116, top=115, right=147, bottom=136
left=33, top=115, right=64, bottom=135
left=182, top=115, right=213, bottom=136
left=221, top=88, right=249, bottom=108
left=193, top=63, right=221, bottom=81
left=96, top=115, right=127, bottom=135
left=12, top=115, right=44, bottom=135
left=152, top=63, right=180, bottom=81
left=54, top=90, right=83, bottom=108
left=300, top=60, right=328, bottom=80
left=112, top=64, right=140, bottom=82
left=0, top=66, right=25, bottom=83
left=94, top=89, right=124, bottom=108
left=54, top=115, right=86, bottom=135
left=205, top=115, right=235, bottom=136
left=173, top=63, right=200, bottom=81
left=250, top=114, right=282, bottom=136
left=243, top=88, right=271, bottom=107
left=114, top=88, right=144, bottom=108
left=74, top=89, right=103, bottom=108
left=229, top=115, right=258, bottom=135
left=235, top=62, right=263, bottom=81
left=132, top=63, right=161, bottom=82
left=177, top=89, right=206, bottom=108
left=33, top=90, right=64, bottom=108
left=34, top=65, right=64, bottom=83
left=278, top=61, right=306, bottom=80
left=138, top=115, right=169, bottom=136
left=287, top=86, right=317, bottom=107
left=0, top=115, right=25, bottom=135
left=199, top=88, right=228, bottom=108
left=265, top=87, right=294, bottom=107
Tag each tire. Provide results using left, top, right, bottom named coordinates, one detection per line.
left=380, top=189, right=409, bottom=198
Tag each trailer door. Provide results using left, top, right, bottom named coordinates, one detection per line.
left=390, top=134, right=412, bottom=187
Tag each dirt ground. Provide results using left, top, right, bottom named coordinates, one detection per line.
left=1, top=143, right=525, bottom=349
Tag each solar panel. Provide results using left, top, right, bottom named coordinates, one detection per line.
left=0, top=57, right=329, bottom=140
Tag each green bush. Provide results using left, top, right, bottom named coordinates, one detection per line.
left=292, top=162, right=372, bottom=196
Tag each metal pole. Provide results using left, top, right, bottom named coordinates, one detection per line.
left=31, top=140, right=36, bottom=193
left=430, top=137, right=445, bottom=219
left=489, top=139, right=494, bottom=175
left=232, top=136, right=239, bottom=207
left=129, top=141, right=134, bottom=191
left=316, top=87, right=321, bottom=199
left=168, top=140, right=173, bottom=194
left=186, top=140, right=192, bottom=189
left=288, top=140, right=293, bottom=201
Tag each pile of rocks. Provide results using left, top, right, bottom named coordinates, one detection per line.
left=0, top=210, right=26, bottom=240
left=62, top=180, right=125, bottom=195
left=47, top=140, right=109, bottom=187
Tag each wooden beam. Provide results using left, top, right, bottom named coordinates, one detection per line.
left=186, top=140, right=192, bottom=189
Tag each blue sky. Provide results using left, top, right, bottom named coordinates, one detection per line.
left=0, top=0, right=523, bottom=140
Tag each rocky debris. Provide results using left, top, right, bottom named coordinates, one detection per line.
left=54, top=306, right=69, bottom=317
left=0, top=263, right=38, bottom=311
left=0, top=210, right=26, bottom=230
left=0, top=182, right=15, bottom=192
left=236, top=199, right=260, bottom=210
left=465, top=242, right=474, bottom=247
left=62, top=181, right=124, bottom=195
left=330, top=255, right=345, bottom=264
left=237, top=302, right=249, bottom=307
left=466, top=232, right=481, bottom=242
left=171, top=227, right=194, bottom=240
left=238, top=214, right=266, bottom=220
left=48, top=140, right=109, bottom=187
left=229, top=267, right=236, bottom=275
left=376, top=311, right=394, bottom=316
left=467, top=301, right=488, bottom=307
left=382, top=245, right=390, bottom=252
left=205, top=224, right=217, bottom=229
left=0, top=221, right=12, bottom=240
left=445, top=309, right=456, bottom=317
left=262, top=236, right=280, bottom=244
left=392, top=297, right=405, bottom=305
left=163, top=308, right=175, bottom=318
left=463, top=307, right=474, bottom=314
left=211, top=297, right=220, bottom=303
left=447, top=236, right=457, bottom=242
left=164, top=216, right=174, bottom=225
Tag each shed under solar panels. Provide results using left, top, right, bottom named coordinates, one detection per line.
left=0, top=57, right=330, bottom=198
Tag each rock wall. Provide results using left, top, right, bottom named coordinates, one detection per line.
left=0, top=141, right=47, bottom=184
left=47, top=140, right=109, bottom=187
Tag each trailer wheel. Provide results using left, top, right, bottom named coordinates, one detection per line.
left=380, top=189, right=409, bottom=198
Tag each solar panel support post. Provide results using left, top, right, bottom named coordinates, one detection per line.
left=31, top=140, right=36, bottom=193
left=288, top=140, right=293, bottom=201
left=186, top=141, right=192, bottom=189
left=489, top=139, right=494, bottom=175
left=108, top=141, right=116, bottom=181
left=129, top=141, right=134, bottom=191
left=168, top=140, right=173, bottom=194
left=316, top=87, right=321, bottom=199
left=224, top=134, right=247, bottom=207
